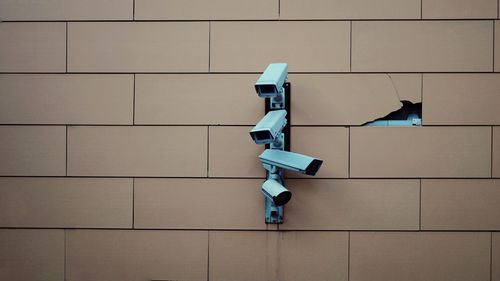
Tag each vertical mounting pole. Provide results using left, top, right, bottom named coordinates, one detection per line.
left=264, top=82, right=291, bottom=224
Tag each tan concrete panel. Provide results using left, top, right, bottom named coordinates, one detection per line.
left=289, top=127, right=349, bottom=178
left=422, top=0, right=497, bottom=19
left=67, top=22, right=209, bottom=72
left=135, top=74, right=263, bottom=125
left=350, top=127, right=491, bottom=178
left=352, top=21, right=493, bottom=72
left=281, top=0, right=420, bottom=19
left=0, top=126, right=66, bottom=176
left=290, top=74, right=402, bottom=125
left=350, top=232, right=491, bottom=281
left=210, top=231, right=348, bottom=281
left=0, top=229, right=64, bottom=281
left=0, top=0, right=132, bottom=20
left=0, top=74, right=133, bottom=124
left=66, top=230, right=207, bottom=281
left=134, top=178, right=272, bottom=229
left=67, top=126, right=207, bottom=177
left=0, top=23, right=65, bottom=72
left=210, top=21, right=350, bottom=72
left=421, top=179, right=500, bottom=230
left=494, top=233, right=500, bottom=281
left=423, top=74, right=500, bottom=125
left=388, top=74, right=422, bottom=103
left=0, top=178, right=132, bottom=228
left=135, top=0, right=278, bottom=20
left=281, top=179, right=420, bottom=230
left=494, top=127, right=500, bottom=177
left=209, top=126, right=264, bottom=178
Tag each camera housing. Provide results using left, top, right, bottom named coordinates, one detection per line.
left=249, top=110, right=287, bottom=145
left=259, top=149, right=323, bottom=176
left=261, top=178, right=292, bottom=206
left=254, top=63, right=288, bottom=98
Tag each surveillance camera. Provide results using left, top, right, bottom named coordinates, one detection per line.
left=249, top=110, right=287, bottom=145
left=261, top=178, right=292, bottom=206
left=254, top=63, right=288, bottom=98
left=259, top=149, right=323, bottom=176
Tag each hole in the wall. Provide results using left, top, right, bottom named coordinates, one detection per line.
left=363, top=101, right=422, bottom=126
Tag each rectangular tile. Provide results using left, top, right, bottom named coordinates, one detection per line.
left=350, top=127, right=491, bottom=178
left=0, top=23, right=66, bottom=72
left=0, top=229, right=64, bottom=281
left=421, top=179, right=500, bottom=230
left=422, top=0, right=498, bottom=19
left=281, top=179, right=420, bottom=230
left=290, top=74, right=402, bottom=125
left=494, top=233, right=500, bottom=281
left=68, top=22, right=209, bottom=72
left=134, top=178, right=272, bottom=229
left=494, top=127, right=500, bottom=177
left=210, top=231, right=348, bottom=281
left=66, top=230, right=207, bottom=281
left=423, top=74, right=500, bottom=125
left=210, top=21, right=350, bottom=72
left=281, top=0, right=420, bottom=19
left=290, top=127, right=349, bottom=178
left=135, top=74, right=263, bottom=125
left=350, top=232, right=491, bottom=281
left=0, top=0, right=132, bottom=20
left=0, top=74, right=133, bottom=124
left=0, top=178, right=132, bottom=228
left=135, top=0, right=278, bottom=20
left=67, top=126, right=207, bottom=177
left=0, top=126, right=66, bottom=176
left=352, top=21, right=493, bottom=72
left=208, top=126, right=264, bottom=178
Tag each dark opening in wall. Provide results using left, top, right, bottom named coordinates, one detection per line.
left=364, top=101, right=422, bottom=126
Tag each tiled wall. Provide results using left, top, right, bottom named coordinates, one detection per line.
left=0, top=0, right=500, bottom=280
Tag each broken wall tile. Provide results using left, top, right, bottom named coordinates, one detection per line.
left=387, top=74, right=422, bottom=103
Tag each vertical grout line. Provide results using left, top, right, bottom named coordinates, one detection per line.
left=208, top=22, right=211, bottom=73
left=421, top=74, right=424, bottom=124
left=490, top=232, right=493, bottom=281
left=491, top=126, right=494, bottom=178
left=64, top=229, right=67, bottom=281
left=420, top=0, right=423, bottom=19
left=207, top=126, right=210, bottom=177
left=133, top=0, right=135, bottom=20
left=493, top=21, right=496, bottom=72
left=419, top=179, right=422, bottom=231
left=132, top=178, right=135, bottom=229
left=207, top=231, right=210, bottom=281
left=65, top=126, right=68, bottom=176
left=65, top=22, right=68, bottom=73
left=133, top=74, right=136, bottom=125
left=278, top=0, right=281, bottom=18
left=347, top=232, right=351, bottom=281
left=349, top=21, right=352, bottom=72
left=348, top=127, right=351, bottom=178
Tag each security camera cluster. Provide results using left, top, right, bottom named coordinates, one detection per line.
left=250, top=63, right=324, bottom=224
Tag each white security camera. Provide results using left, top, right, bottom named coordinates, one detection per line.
left=249, top=110, right=287, bottom=145
left=261, top=178, right=292, bottom=206
left=259, top=149, right=323, bottom=176
left=255, top=63, right=288, bottom=109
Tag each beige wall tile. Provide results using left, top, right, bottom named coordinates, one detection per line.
left=209, top=126, right=264, bottom=178
left=0, top=0, right=132, bottom=20
left=134, top=178, right=271, bottom=229
left=290, top=127, right=349, bottom=178
left=290, top=74, right=402, bottom=125
left=281, top=179, right=420, bottom=230
left=0, top=126, right=66, bottom=176
left=135, top=74, right=263, bottom=125
left=67, top=22, right=209, bottom=72
left=0, top=229, right=64, bottom=281
left=423, top=74, right=500, bottom=125
left=422, top=0, right=497, bottom=19
left=67, top=126, right=207, bottom=177
left=352, top=21, right=493, bottom=72
left=0, top=23, right=66, bottom=72
left=210, top=21, right=350, bottom=72
left=350, top=232, right=491, bottom=281
left=0, top=74, right=133, bottom=124
left=135, top=0, right=278, bottom=20
left=0, top=178, right=132, bottom=228
left=494, top=233, right=500, bottom=281
left=66, top=230, right=207, bottom=281
left=281, top=0, right=420, bottom=19
left=422, top=179, right=500, bottom=230
left=494, top=127, right=500, bottom=177
left=388, top=74, right=422, bottom=103
left=350, top=127, right=491, bottom=178
left=210, top=231, right=348, bottom=281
